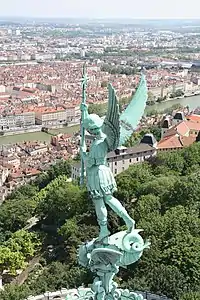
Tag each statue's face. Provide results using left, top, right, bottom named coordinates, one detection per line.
left=88, top=126, right=101, bottom=136
left=84, top=114, right=103, bottom=135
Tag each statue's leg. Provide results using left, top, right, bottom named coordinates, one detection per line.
left=104, top=195, right=135, bottom=232
left=92, top=197, right=110, bottom=238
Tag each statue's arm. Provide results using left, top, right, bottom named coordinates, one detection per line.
left=80, top=142, right=88, bottom=162
left=80, top=103, right=89, bottom=119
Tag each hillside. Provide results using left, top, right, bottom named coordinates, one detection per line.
left=0, top=144, right=200, bottom=300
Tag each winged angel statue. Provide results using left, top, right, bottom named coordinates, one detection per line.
left=80, top=74, right=148, bottom=240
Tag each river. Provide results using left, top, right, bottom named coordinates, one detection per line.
left=0, top=125, right=80, bottom=146
left=145, top=94, right=200, bottom=113
left=0, top=95, right=200, bottom=146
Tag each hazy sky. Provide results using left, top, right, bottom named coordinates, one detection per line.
left=1, top=0, right=200, bottom=19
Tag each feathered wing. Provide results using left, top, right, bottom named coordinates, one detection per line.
left=119, top=74, right=148, bottom=146
left=102, top=83, right=120, bottom=151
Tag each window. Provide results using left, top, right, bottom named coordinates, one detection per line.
left=122, top=167, right=125, bottom=171
left=122, top=155, right=125, bottom=159
left=115, top=162, right=117, bottom=166
left=129, top=159, right=131, bottom=163
left=122, top=160, right=125, bottom=164
left=115, top=169, right=117, bottom=174
left=136, top=157, right=139, bottom=162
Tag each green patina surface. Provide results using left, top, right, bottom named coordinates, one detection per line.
left=77, top=67, right=150, bottom=300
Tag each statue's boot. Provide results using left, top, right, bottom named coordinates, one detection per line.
left=92, top=198, right=110, bottom=240
left=104, top=196, right=135, bottom=233
left=98, top=221, right=110, bottom=240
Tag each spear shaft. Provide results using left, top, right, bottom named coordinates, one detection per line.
left=80, top=64, right=88, bottom=186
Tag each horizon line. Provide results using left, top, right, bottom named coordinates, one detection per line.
left=0, top=16, right=200, bottom=20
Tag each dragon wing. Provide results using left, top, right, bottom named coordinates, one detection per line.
left=119, top=74, right=148, bottom=146
left=102, top=83, right=120, bottom=151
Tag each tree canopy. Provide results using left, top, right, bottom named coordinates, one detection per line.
left=1, top=144, right=200, bottom=299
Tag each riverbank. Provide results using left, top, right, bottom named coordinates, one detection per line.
left=0, top=94, right=200, bottom=146
left=145, top=94, right=200, bottom=114
left=0, top=127, right=42, bottom=137
left=147, top=92, right=200, bottom=108
left=0, top=122, right=80, bottom=137
left=0, top=124, right=80, bottom=146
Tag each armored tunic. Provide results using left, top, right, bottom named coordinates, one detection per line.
left=86, top=134, right=117, bottom=199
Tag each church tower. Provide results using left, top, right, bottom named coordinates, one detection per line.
left=161, top=117, right=171, bottom=138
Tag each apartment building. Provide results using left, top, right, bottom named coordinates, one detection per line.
left=71, top=162, right=83, bottom=181
left=15, top=112, right=36, bottom=127
left=65, top=106, right=81, bottom=124
left=74, top=106, right=81, bottom=123
left=107, top=143, right=156, bottom=176
left=35, top=107, right=67, bottom=126
left=0, top=112, right=35, bottom=129
left=71, top=134, right=157, bottom=180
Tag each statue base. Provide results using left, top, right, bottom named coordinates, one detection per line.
left=77, top=230, right=150, bottom=300
left=65, top=287, right=146, bottom=300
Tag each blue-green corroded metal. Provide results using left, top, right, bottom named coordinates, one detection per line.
left=78, top=72, right=149, bottom=300
left=78, top=229, right=150, bottom=300
left=80, top=63, right=89, bottom=186
left=80, top=74, right=148, bottom=239
left=119, top=74, right=148, bottom=146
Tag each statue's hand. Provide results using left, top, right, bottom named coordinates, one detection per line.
left=80, top=145, right=88, bottom=161
left=80, top=103, right=88, bottom=112
left=80, top=145, right=87, bottom=153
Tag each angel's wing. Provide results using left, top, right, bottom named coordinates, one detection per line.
left=102, top=83, right=120, bottom=151
left=119, top=74, right=148, bottom=146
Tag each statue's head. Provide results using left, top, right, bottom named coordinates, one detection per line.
left=83, top=114, right=103, bottom=135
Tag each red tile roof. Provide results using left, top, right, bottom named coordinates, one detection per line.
left=158, top=131, right=196, bottom=150
left=164, top=121, right=190, bottom=138
left=176, top=121, right=190, bottom=136
left=158, top=135, right=183, bottom=149
left=186, top=120, right=200, bottom=131
left=187, top=114, right=200, bottom=123
left=180, top=136, right=196, bottom=146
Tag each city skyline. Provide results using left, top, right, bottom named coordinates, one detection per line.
left=0, top=0, right=200, bottom=19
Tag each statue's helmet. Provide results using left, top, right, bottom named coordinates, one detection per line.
left=83, top=114, right=104, bottom=130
